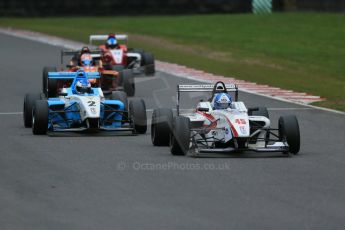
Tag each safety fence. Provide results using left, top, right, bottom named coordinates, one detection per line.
left=253, top=0, right=273, bottom=14
left=0, top=0, right=344, bottom=16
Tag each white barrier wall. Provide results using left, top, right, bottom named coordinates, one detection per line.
left=252, top=0, right=272, bottom=13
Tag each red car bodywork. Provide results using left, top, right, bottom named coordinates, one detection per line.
left=99, top=44, right=129, bottom=67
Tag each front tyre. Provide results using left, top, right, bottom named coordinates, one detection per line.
left=151, top=108, right=173, bottom=146
left=279, top=115, right=300, bottom=154
left=170, top=116, right=190, bottom=156
left=123, top=69, right=135, bottom=97
left=32, top=100, right=49, bottom=135
left=142, top=52, right=155, bottom=76
left=129, top=99, right=147, bottom=134
left=23, top=93, right=42, bottom=128
left=42, top=66, right=57, bottom=98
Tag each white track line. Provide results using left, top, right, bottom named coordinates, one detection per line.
left=0, top=112, right=23, bottom=115
left=266, top=108, right=313, bottom=111
left=0, top=27, right=343, bottom=115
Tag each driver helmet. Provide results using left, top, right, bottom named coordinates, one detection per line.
left=80, top=53, right=93, bottom=66
left=213, top=93, right=232, bottom=110
left=80, top=46, right=90, bottom=55
left=107, top=34, right=118, bottom=49
left=75, top=79, right=91, bottom=94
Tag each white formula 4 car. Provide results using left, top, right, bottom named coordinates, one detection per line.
left=151, top=81, right=300, bottom=156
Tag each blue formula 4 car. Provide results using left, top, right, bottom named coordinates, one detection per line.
left=23, top=70, right=147, bottom=135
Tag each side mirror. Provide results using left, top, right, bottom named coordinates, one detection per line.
left=248, top=107, right=259, bottom=115
left=248, top=107, right=259, bottom=113
left=102, top=90, right=112, bottom=96
left=197, top=107, right=209, bottom=112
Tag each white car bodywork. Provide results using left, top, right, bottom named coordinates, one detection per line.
left=61, top=88, right=104, bottom=121
left=185, top=101, right=270, bottom=148
left=177, top=84, right=289, bottom=154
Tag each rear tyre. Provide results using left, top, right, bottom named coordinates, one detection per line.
left=129, top=99, right=147, bottom=134
left=248, top=107, right=269, bottom=118
left=170, top=116, right=190, bottom=156
left=110, top=91, right=128, bottom=111
left=23, top=93, right=42, bottom=128
left=112, top=65, right=125, bottom=72
left=32, top=100, right=49, bottom=135
left=279, top=115, right=300, bottom=154
left=151, top=108, right=173, bottom=146
left=42, top=66, right=57, bottom=98
left=123, top=69, right=135, bottom=96
left=128, top=48, right=144, bottom=67
left=249, top=106, right=270, bottom=143
left=111, top=65, right=125, bottom=86
left=142, top=52, right=155, bottom=76
left=130, top=48, right=144, bottom=58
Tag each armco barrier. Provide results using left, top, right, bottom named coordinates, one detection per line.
left=0, top=0, right=252, bottom=16
left=1, top=0, right=344, bottom=16
left=252, top=0, right=273, bottom=13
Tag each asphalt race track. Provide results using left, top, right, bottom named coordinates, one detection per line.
left=0, top=33, right=345, bottom=230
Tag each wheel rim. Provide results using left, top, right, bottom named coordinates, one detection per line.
left=23, top=101, right=26, bottom=123
left=32, top=114, right=35, bottom=128
left=151, top=124, right=156, bottom=142
left=169, top=133, right=174, bottom=149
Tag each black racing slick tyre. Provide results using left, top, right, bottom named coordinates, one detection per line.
left=111, top=91, right=129, bottom=124
left=129, top=99, right=147, bottom=134
left=130, top=48, right=144, bottom=59
left=123, top=69, right=135, bottom=97
left=151, top=108, right=173, bottom=146
left=170, top=116, right=190, bottom=156
left=110, top=91, right=128, bottom=111
left=42, top=66, right=57, bottom=98
left=32, top=100, right=49, bottom=135
left=248, top=106, right=270, bottom=143
left=248, top=107, right=269, bottom=118
left=111, top=65, right=125, bottom=86
left=279, top=115, right=300, bottom=154
left=142, top=52, right=155, bottom=76
left=23, top=93, right=42, bottom=128
left=112, top=65, right=125, bottom=73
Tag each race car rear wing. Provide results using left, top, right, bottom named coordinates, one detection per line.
left=89, top=34, right=128, bottom=45
left=178, top=84, right=238, bottom=92
left=176, top=83, right=238, bottom=115
left=60, top=49, right=102, bottom=65
left=48, top=71, right=101, bottom=79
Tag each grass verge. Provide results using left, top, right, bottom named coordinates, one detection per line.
left=0, top=13, right=344, bottom=111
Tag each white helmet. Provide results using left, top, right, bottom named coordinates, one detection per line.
left=75, top=80, right=91, bottom=94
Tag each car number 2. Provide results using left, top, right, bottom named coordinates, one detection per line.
left=88, top=101, right=96, bottom=107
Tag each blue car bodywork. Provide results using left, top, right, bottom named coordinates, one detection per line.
left=46, top=70, right=131, bottom=132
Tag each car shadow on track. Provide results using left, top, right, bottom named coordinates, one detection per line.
left=189, top=152, right=292, bottom=159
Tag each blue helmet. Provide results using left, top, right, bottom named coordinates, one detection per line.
left=80, top=53, right=92, bottom=66
left=213, top=93, right=232, bottom=110
left=107, top=37, right=118, bottom=49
